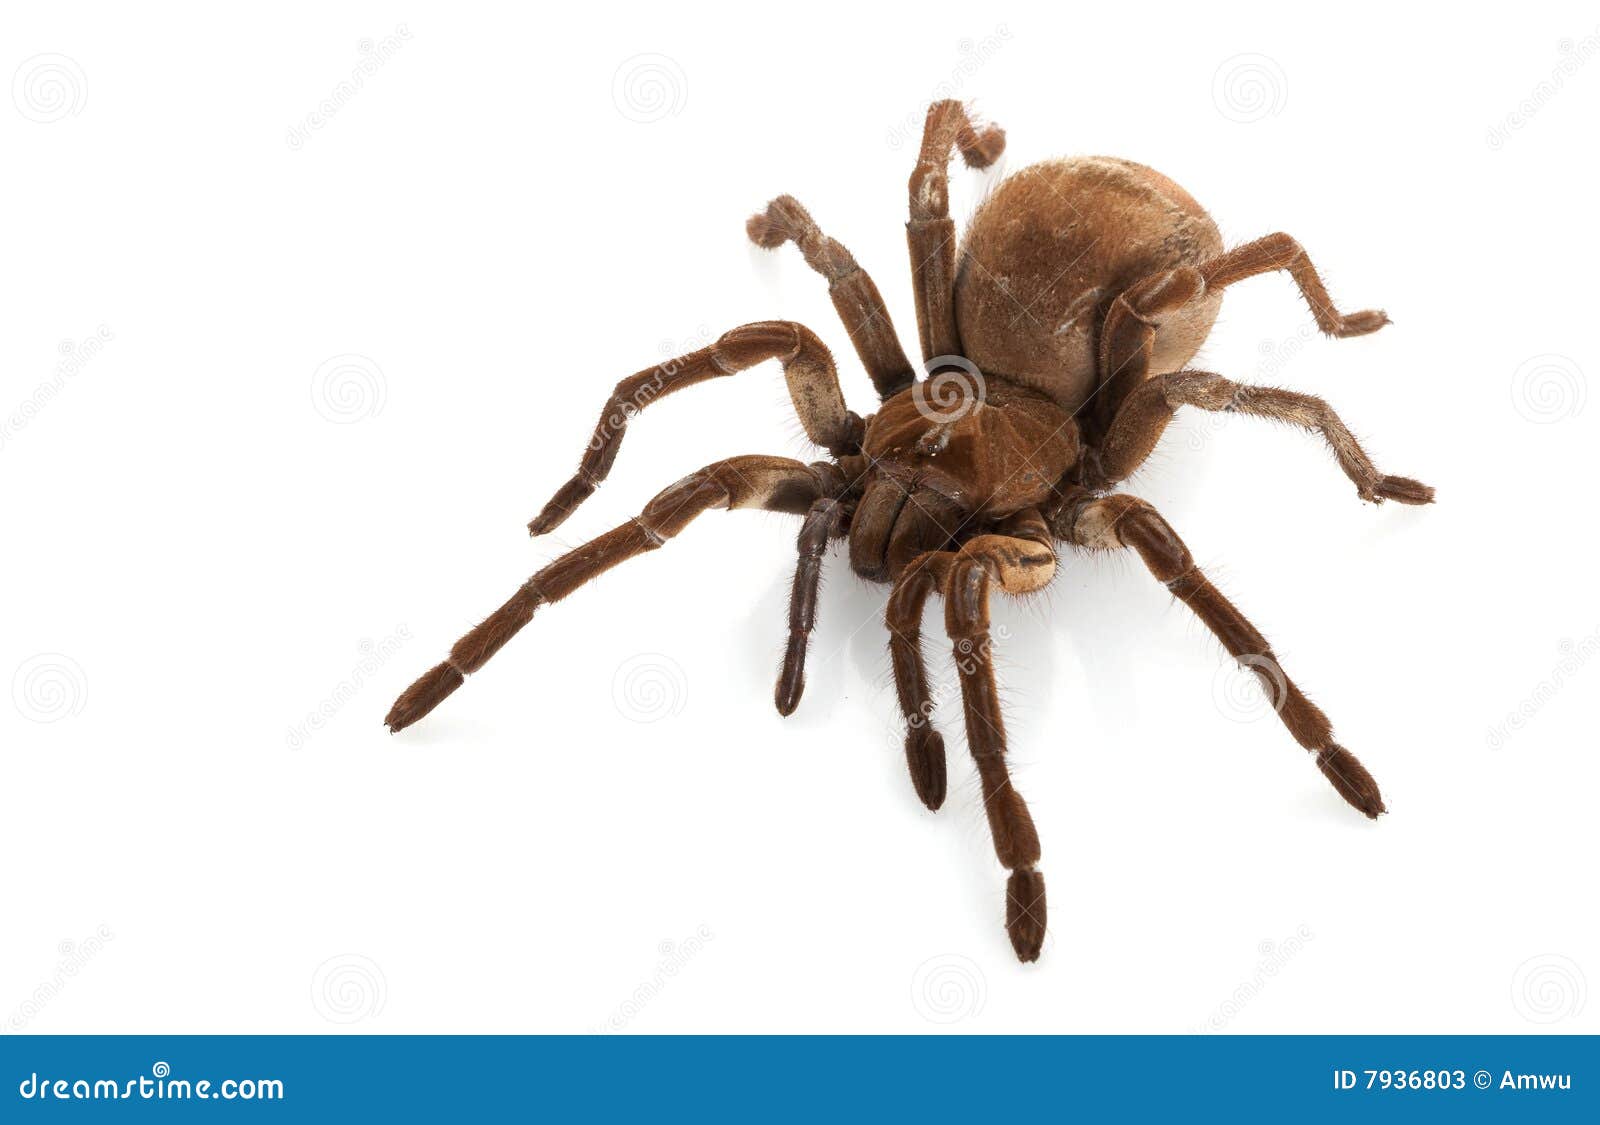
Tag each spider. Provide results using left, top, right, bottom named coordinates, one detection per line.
left=385, top=100, right=1433, bottom=962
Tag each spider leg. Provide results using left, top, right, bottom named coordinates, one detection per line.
left=886, top=514, right=1056, bottom=812
left=1055, top=491, right=1386, bottom=819
left=775, top=497, right=848, bottom=716
left=529, top=322, right=862, bottom=536
left=1196, top=233, right=1391, bottom=337
left=885, top=559, right=949, bottom=811
left=888, top=512, right=1056, bottom=961
left=388, top=456, right=839, bottom=732
left=1092, top=369, right=1434, bottom=504
left=747, top=196, right=915, bottom=400
left=907, top=100, right=1006, bottom=363
left=1094, top=232, right=1389, bottom=430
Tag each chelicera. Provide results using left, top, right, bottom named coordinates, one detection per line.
left=385, top=100, right=1433, bottom=961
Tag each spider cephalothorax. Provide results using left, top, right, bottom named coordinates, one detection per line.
left=385, top=100, right=1432, bottom=962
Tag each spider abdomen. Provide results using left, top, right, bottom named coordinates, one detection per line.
left=954, top=156, right=1225, bottom=411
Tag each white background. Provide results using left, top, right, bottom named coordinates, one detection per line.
left=2, top=1, right=1596, bottom=1034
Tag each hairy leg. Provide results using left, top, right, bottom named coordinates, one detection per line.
left=1093, top=369, right=1434, bottom=503
left=1093, top=265, right=1206, bottom=428
left=885, top=512, right=1056, bottom=961
left=885, top=560, right=947, bottom=812
left=885, top=512, right=1055, bottom=811
left=906, top=100, right=1005, bottom=363
left=1095, top=232, right=1388, bottom=430
left=389, top=456, right=839, bottom=732
left=529, top=322, right=862, bottom=536
left=1056, top=491, right=1386, bottom=818
left=944, top=550, right=1048, bottom=962
left=775, top=497, right=848, bottom=716
left=747, top=196, right=915, bottom=399
left=1197, top=232, right=1391, bottom=336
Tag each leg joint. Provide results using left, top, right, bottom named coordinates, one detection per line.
left=628, top=515, right=667, bottom=548
left=943, top=558, right=991, bottom=637
left=1122, top=507, right=1196, bottom=586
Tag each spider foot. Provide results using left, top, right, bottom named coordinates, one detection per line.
left=959, top=123, right=1007, bottom=169
left=1006, top=869, right=1047, bottom=963
left=904, top=727, right=947, bottom=811
left=1316, top=744, right=1386, bottom=819
left=775, top=638, right=807, bottom=717
left=385, top=662, right=464, bottom=733
left=745, top=195, right=809, bottom=250
left=529, top=477, right=595, bottom=537
left=1370, top=475, right=1435, bottom=505
left=1331, top=309, right=1390, bottom=337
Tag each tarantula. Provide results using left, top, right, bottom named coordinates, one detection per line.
left=385, top=100, right=1432, bottom=962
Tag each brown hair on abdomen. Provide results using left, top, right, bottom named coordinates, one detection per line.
left=954, top=157, right=1224, bottom=412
